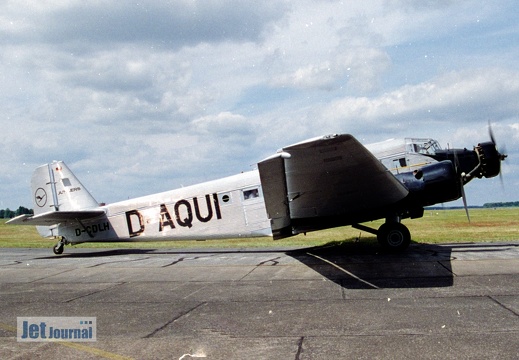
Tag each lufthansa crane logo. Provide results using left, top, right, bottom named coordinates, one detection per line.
left=35, top=188, right=47, bottom=207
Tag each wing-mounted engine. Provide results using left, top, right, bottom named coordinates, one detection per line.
left=395, top=160, right=460, bottom=208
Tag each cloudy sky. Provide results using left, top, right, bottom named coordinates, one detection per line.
left=1, top=0, right=518, bottom=210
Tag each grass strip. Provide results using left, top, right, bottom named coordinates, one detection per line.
left=1, top=208, right=518, bottom=250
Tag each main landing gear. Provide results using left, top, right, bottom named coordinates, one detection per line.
left=353, top=218, right=411, bottom=252
left=376, top=222, right=411, bottom=251
left=53, top=238, right=67, bottom=255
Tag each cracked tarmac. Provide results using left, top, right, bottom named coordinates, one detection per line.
left=1, top=241, right=519, bottom=359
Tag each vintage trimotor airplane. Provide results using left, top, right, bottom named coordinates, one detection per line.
left=7, top=131, right=507, bottom=255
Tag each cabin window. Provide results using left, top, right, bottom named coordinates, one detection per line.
left=219, top=192, right=232, bottom=204
left=243, top=188, right=260, bottom=200
left=392, top=158, right=406, bottom=168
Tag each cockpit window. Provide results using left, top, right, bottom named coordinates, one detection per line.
left=407, top=139, right=441, bottom=155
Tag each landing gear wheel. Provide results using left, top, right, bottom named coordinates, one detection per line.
left=377, top=223, right=411, bottom=252
left=53, top=241, right=64, bottom=255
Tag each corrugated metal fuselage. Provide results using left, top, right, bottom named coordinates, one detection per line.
left=59, top=171, right=271, bottom=244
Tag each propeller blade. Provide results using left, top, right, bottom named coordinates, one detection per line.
left=460, top=182, right=470, bottom=223
left=453, top=148, right=470, bottom=222
left=499, top=143, right=507, bottom=188
left=453, top=148, right=461, bottom=179
left=488, top=121, right=508, bottom=186
left=488, top=121, right=496, bottom=145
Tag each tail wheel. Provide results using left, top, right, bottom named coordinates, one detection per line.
left=377, top=223, right=411, bottom=252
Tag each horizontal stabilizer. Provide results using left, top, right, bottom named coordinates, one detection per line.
left=7, top=210, right=106, bottom=226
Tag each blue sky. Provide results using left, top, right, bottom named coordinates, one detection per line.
left=1, top=0, right=518, bottom=209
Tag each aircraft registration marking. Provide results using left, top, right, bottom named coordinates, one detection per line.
left=74, top=222, right=110, bottom=237
left=126, top=193, right=222, bottom=237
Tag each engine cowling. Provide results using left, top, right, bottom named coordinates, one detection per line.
left=396, top=160, right=460, bottom=207
left=426, top=140, right=506, bottom=184
left=475, top=141, right=504, bottom=179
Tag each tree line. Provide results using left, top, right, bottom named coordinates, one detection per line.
left=0, top=207, right=33, bottom=219
left=483, top=201, right=519, bottom=208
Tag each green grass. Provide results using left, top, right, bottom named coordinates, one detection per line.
left=406, top=208, right=519, bottom=243
left=1, top=208, right=518, bottom=250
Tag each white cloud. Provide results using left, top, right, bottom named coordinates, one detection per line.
left=2, top=1, right=289, bottom=49
left=270, top=48, right=391, bottom=92
left=1, top=1, right=519, bottom=208
left=192, top=112, right=252, bottom=137
left=320, top=68, right=519, bottom=130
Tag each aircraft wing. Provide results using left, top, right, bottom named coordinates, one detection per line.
left=7, top=210, right=106, bottom=226
left=258, top=134, right=409, bottom=232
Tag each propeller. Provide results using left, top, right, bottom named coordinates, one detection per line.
left=488, top=121, right=508, bottom=186
left=453, top=148, right=471, bottom=223
left=488, top=121, right=497, bottom=144
left=449, top=122, right=508, bottom=224
left=459, top=179, right=470, bottom=223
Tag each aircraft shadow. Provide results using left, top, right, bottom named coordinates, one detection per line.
left=33, top=241, right=455, bottom=290
left=286, top=240, right=455, bottom=289
left=33, top=247, right=306, bottom=259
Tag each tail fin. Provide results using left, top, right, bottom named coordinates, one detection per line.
left=32, top=161, right=99, bottom=215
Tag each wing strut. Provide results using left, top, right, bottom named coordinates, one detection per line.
left=352, top=223, right=378, bottom=236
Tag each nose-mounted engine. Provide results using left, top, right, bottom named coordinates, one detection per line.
left=427, top=140, right=507, bottom=186
left=395, top=131, right=507, bottom=216
left=469, top=141, right=507, bottom=180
